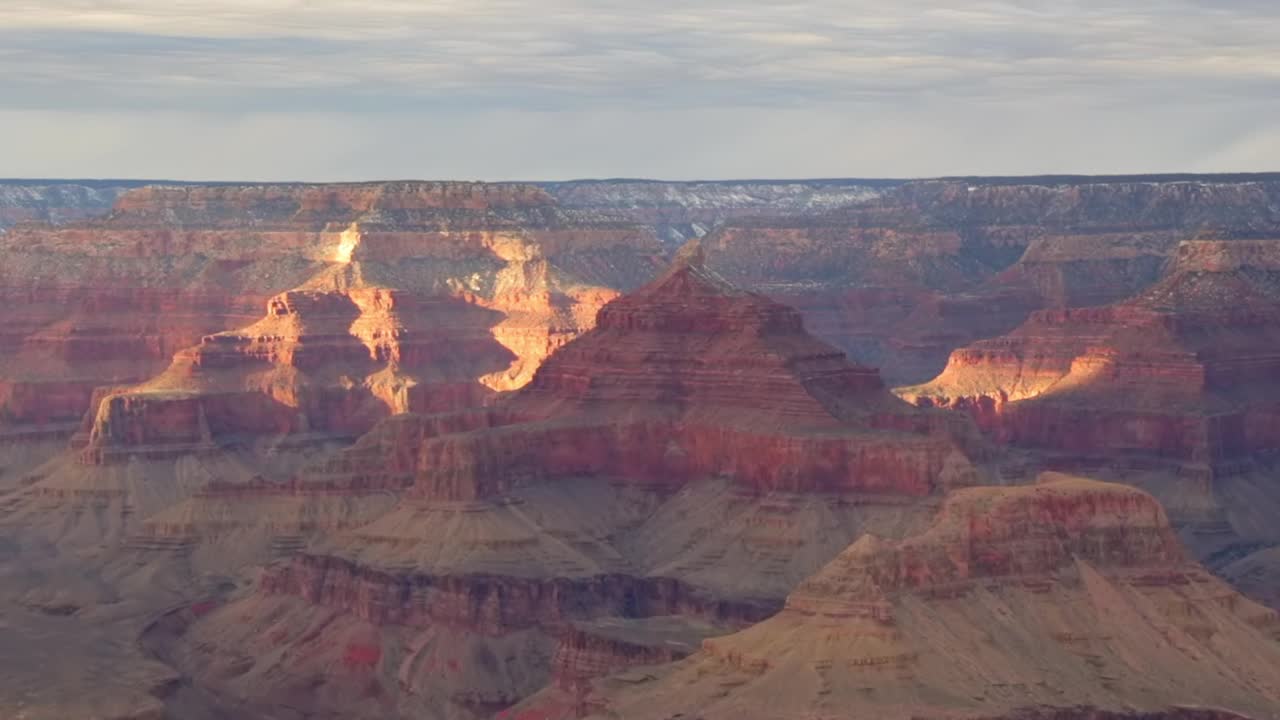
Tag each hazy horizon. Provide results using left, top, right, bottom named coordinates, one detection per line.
left=4, top=2, right=1278, bottom=181
left=6, top=171, right=1280, bottom=186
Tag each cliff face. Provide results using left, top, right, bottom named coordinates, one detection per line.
left=905, top=242, right=1279, bottom=437
left=1, top=182, right=662, bottom=466
left=0, top=181, right=138, bottom=231
left=394, top=242, right=976, bottom=504
left=6, top=176, right=1278, bottom=439
left=0, top=182, right=664, bottom=567
left=543, top=179, right=889, bottom=247
left=581, top=476, right=1280, bottom=720
left=159, top=244, right=979, bottom=719
left=709, top=179, right=1280, bottom=383
left=898, top=238, right=1280, bottom=566
left=8, top=174, right=1280, bottom=720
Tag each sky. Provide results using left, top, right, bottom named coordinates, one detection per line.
left=1, top=1, right=1278, bottom=181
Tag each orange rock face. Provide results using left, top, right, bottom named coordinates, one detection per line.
left=902, top=238, right=1280, bottom=464
left=160, top=242, right=980, bottom=719
left=359, top=241, right=977, bottom=503
left=26, top=182, right=664, bottom=464
left=898, top=237, right=1280, bottom=585
left=9, top=175, right=1280, bottom=720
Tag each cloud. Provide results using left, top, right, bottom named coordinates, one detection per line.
left=0, top=1, right=1277, bottom=178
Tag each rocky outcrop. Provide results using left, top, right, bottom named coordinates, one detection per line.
left=12, top=174, right=1280, bottom=720
left=548, top=617, right=721, bottom=692
left=258, top=554, right=776, bottom=635
left=899, top=238, right=1280, bottom=568
left=902, top=239, right=1280, bottom=483
left=506, top=616, right=727, bottom=719
left=366, top=241, right=978, bottom=504
left=579, top=476, right=1280, bottom=720
left=161, top=243, right=979, bottom=719
left=903, top=240, right=1280, bottom=434
left=708, top=178, right=1280, bottom=383
left=45, top=182, right=662, bottom=464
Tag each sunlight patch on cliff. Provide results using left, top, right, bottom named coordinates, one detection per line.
left=334, top=223, right=361, bottom=263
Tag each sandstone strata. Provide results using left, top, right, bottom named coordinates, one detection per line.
left=0, top=182, right=659, bottom=450
left=0, top=182, right=661, bottom=560
left=900, top=238, right=1280, bottom=565
left=580, top=476, right=1280, bottom=720
left=708, top=178, right=1280, bottom=383
left=161, top=242, right=979, bottom=719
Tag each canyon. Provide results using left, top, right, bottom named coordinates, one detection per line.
left=574, top=476, right=1280, bottom=720
left=900, top=234, right=1280, bottom=589
left=1, top=174, right=1280, bottom=719
left=144, top=240, right=976, bottom=719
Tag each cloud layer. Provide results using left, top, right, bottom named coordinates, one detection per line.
left=2, top=1, right=1278, bottom=180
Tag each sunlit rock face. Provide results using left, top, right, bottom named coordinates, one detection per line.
left=9, top=175, right=1280, bottom=720
left=161, top=243, right=981, bottom=720
left=704, top=178, right=1280, bottom=384
left=577, top=476, right=1280, bottom=720
left=0, top=181, right=663, bottom=465
left=0, top=182, right=663, bottom=575
left=898, top=236, right=1280, bottom=574
left=901, top=238, right=1280, bottom=462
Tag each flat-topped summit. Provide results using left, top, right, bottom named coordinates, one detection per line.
left=580, top=476, right=1280, bottom=720
left=109, top=181, right=558, bottom=225
left=789, top=475, right=1184, bottom=616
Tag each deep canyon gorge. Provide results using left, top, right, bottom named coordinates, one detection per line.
left=2, top=174, right=1280, bottom=720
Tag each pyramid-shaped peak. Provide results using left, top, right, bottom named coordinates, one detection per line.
left=642, top=238, right=744, bottom=299
left=672, top=237, right=707, bottom=268
left=515, top=234, right=895, bottom=428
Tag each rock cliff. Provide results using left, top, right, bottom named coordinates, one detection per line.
left=0, top=181, right=662, bottom=560
left=543, top=179, right=890, bottom=247
left=580, top=476, right=1280, bottom=720
left=7, top=174, right=1280, bottom=720
left=0, top=182, right=660, bottom=449
left=0, top=180, right=139, bottom=231
left=899, top=237, right=1280, bottom=564
left=158, top=243, right=979, bottom=719
left=708, top=178, right=1280, bottom=383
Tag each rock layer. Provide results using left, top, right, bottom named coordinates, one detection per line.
left=161, top=243, right=979, bottom=719
left=708, top=178, right=1280, bottom=383
left=581, top=476, right=1280, bottom=720
left=899, top=237, right=1280, bottom=562
left=36, top=182, right=663, bottom=465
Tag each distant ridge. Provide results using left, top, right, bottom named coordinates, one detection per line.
left=3, top=172, right=1279, bottom=188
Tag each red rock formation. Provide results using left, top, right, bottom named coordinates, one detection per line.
left=508, top=617, right=727, bottom=719
left=906, top=238, right=1280, bottom=448
left=547, top=617, right=721, bottom=692
left=159, top=242, right=980, bottom=719
left=902, top=238, right=1280, bottom=465
left=37, top=182, right=663, bottom=465
left=579, top=476, right=1280, bottom=720
left=258, top=554, right=776, bottom=635
left=397, top=241, right=978, bottom=503
left=899, top=238, right=1280, bottom=565
left=707, top=179, right=1280, bottom=383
